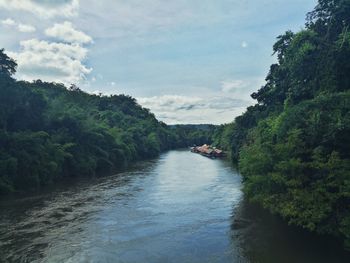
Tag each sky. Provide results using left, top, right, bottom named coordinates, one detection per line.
left=0, top=0, right=317, bottom=124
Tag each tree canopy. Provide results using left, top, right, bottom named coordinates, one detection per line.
left=0, top=52, right=214, bottom=195
left=213, top=0, right=350, bottom=250
left=0, top=49, right=17, bottom=78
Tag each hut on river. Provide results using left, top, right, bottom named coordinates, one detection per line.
left=190, top=144, right=224, bottom=158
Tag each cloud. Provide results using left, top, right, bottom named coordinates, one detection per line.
left=221, top=80, right=247, bottom=93
left=139, top=95, right=202, bottom=110
left=45, top=21, right=92, bottom=44
left=0, top=0, right=79, bottom=18
left=137, top=95, right=251, bottom=124
left=1, top=18, right=36, bottom=33
left=8, top=39, right=92, bottom=85
left=220, top=78, right=266, bottom=103
left=1, top=18, right=16, bottom=26
left=18, top=23, right=36, bottom=33
left=241, top=41, right=248, bottom=48
left=79, top=0, right=197, bottom=41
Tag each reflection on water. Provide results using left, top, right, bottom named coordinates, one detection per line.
left=0, top=150, right=349, bottom=262
left=231, top=201, right=350, bottom=263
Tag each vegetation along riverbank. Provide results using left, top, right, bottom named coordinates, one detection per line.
left=212, top=0, right=350, bottom=250
left=0, top=52, right=215, bottom=195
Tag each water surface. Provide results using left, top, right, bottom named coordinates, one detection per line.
left=0, top=150, right=349, bottom=262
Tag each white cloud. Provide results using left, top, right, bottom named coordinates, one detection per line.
left=18, top=23, right=36, bottom=33
left=241, top=41, right=248, bottom=48
left=137, top=95, right=250, bottom=124
left=1, top=18, right=15, bottom=26
left=1, top=18, right=36, bottom=33
left=8, top=39, right=92, bottom=85
left=79, top=0, right=197, bottom=41
left=221, top=80, right=247, bottom=93
left=45, top=21, right=92, bottom=44
left=91, top=90, right=103, bottom=96
left=220, top=78, right=266, bottom=103
left=139, top=95, right=202, bottom=110
left=0, top=0, right=79, bottom=18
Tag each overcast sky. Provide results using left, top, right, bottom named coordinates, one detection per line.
left=0, top=0, right=317, bottom=124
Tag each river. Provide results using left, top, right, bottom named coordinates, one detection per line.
left=0, top=150, right=349, bottom=262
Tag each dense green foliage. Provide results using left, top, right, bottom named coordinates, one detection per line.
left=170, top=124, right=215, bottom=147
left=215, top=0, right=350, bottom=249
left=0, top=51, right=212, bottom=194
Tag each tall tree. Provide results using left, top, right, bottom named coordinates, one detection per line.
left=0, top=49, right=17, bottom=78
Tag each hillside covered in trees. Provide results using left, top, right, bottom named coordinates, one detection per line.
left=213, top=0, right=350, bottom=250
left=0, top=50, right=214, bottom=195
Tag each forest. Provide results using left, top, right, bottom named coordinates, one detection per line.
left=0, top=52, right=214, bottom=195
left=213, top=0, right=350, bottom=250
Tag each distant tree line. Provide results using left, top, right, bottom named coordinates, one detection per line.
left=0, top=49, right=214, bottom=195
left=213, top=0, right=350, bottom=250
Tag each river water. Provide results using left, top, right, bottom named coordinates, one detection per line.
left=0, top=150, right=349, bottom=262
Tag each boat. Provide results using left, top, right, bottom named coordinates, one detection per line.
left=190, top=144, right=225, bottom=158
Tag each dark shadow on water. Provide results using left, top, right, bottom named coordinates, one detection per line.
left=0, top=157, right=160, bottom=262
left=231, top=199, right=350, bottom=263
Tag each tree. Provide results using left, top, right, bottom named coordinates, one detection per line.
left=216, top=0, right=350, bottom=249
left=0, top=49, right=17, bottom=78
left=307, top=0, right=350, bottom=38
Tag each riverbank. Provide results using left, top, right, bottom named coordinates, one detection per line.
left=0, top=64, right=216, bottom=195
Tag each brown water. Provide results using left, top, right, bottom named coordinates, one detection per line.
left=0, top=150, right=349, bottom=262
